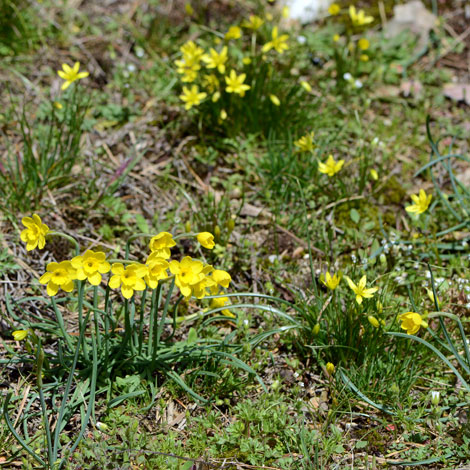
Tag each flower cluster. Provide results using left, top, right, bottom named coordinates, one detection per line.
left=21, top=215, right=231, bottom=301
left=173, top=11, right=291, bottom=117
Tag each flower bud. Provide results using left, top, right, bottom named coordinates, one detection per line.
left=431, top=391, right=440, bottom=407
left=379, top=253, right=387, bottom=266
left=326, top=362, right=335, bottom=376
left=185, top=221, right=191, bottom=233
left=368, top=315, right=379, bottom=328
left=313, top=323, right=320, bottom=336
left=214, top=225, right=221, bottom=239
left=227, top=217, right=235, bottom=232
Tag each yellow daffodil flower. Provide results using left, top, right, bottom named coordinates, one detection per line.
left=12, top=330, right=28, bottom=341
left=345, top=275, right=378, bottom=305
left=71, top=250, right=111, bottom=286
left=109, top=263, right=147, bottom=299
left=197, top=232, right=215, bottom=249
left=145, top=253, right=169, bottom=289
left=20, top=214, right=49, bottom=251
left=294, top=132, right=315, bottom=152
left=328, top=3, right=340, bottom=15
left=210, top=296, right=234, bottom=317
left=318, top=154, right=344, bottom=177
left=262, top=26, right=289, bottom=54
left=242, top=15, right=264, bottom=30
left=149, top=232, right=176, bottom=259
left=349, top=6, right=374, bottom=27
left=211, top=269, right=232, bottom=290
left=225, top=25, right=242, bottom=40
left=269, top=94, right=280, bottom=106
left=320, top=271, right=341, bottom=290
left=225, top=70, right=250, bottom=96
left=169, top=256, right=205, bottom=298
left=405, top=189, right=432, bottom=215
left=399, top=311, right=428, bottom=335
left=358, top=38, right=370, bottom=50
left=57, top=62, right=89, bottom=90
left=179, top=85, right=207, bottom=110
left=39, top=261, right=77, bottom=296
left=202, top=46, right=228, bottom=74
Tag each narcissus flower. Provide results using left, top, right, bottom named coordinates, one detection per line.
left=262, top=26, right=289, bottom=54
left=169, top=256, right=205, bottom=298
left=294, top=132, right=315, bottom=152
left=12, top=330, right=28, bottom=341
left=328, top=3, right=340, bottom=15
left=197, top=232, right=215, bottom=249
left=318, top=154, right=344, bottom=177
left=349, top=6, right=374, bottom=26
left=225, top=25, right=242, bottom=40
left=39, top=261, right=77, bottom=296
left=145, top=253, right=169, bottom=289
left=345, top=275, right=378, bottom=304
left=405, top=189, right=432, bottom=215
left=211, top=269, right=232, bottom=290
left=210, top=296, right=234, bottom=317
left=57, top=62, right=89, bottom=90
left=320, top=271, right=341, bottom=290
left=202, top=47, right=228, bottom=74
left=71, top=250, right=111, bottom=285
left=242, top=15, right=264, bottom=30
left=399, top=311, right=428, bottom=335
left=179, top=85, right=207, bottom=110
left=149, top=232, right=176, bottom=259
left=20, top=214, right=49, bottom=251
left=225, top=70, right=250, bottom=96
left=109, top=263, right=147, bottom=299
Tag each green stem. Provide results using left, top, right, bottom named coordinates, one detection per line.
left=77, top=281, right=89, bottom=361
left=51, top=297, right=73, bottom=350
left=47, top=231, right=80, bottom=256
left=93, top=286, right=101, bottom=350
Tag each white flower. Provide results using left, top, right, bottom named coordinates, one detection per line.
left=297, top=35, right=307, bottom=44
left=354, top=79, right=363, bottom=89
left=343, top=72, right=353, bottom=81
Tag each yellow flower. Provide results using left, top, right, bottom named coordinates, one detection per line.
left=360, top=54, right=369, bottom=62
left=349, top=6, right=374, bottom=27
left=20, top=214, right=49, bottom=251
left=57, top=62, right=89, bottom=90
left=262, top=26, right=289, bottom=54
left=180, top=40, right=204, bottom=62
left=269, top=94, right=280, bottom=106
left=220, top=109, right=227, bottom=120
left=39, top=261, right=77, bottom=296
left=333, top=34, right=340, bottom=42
left=53, top=101, right=63, bottom=109
left=358, top=38, right=370, bottom=50
left=300, top=81, right=312, bottom=92
left=71, top=250, right=111, bottom=286
left=225, top=25, right=242, bottom=40
left=212, top=91, right=221, bottom=102
left=210, top=296, right=234, bottom=317
left=370, top=169, right=378, bottom=180
left=202, top=46, right=228, bottom=74
left=320, top=271, right=341, bottom=290
left=197, top=232, right=215, bottom=249
left=242, top=56, right=252, bottom=65
left=169, top=256, right=205, bottom=298
left=179, top=85, right=207, bottom=110
left=326, top=362, right=335, bottom=375
left=328, top=3, right=340, bottom=15
left=345, top=275, right=378, bottom=305
left=149, top=232, right=176, bottom=259
left=368, top=315, right=380, bottom=328
left=318, top=154, right=344, bottom=177
left=294, top=131, right=315, bottom=152
left=405, top=189, right=432, bottom=215
left=282, top=6, right=290, bottom=18
left=225, top=70, right=251, bottom=96
left=109, top=263, right=147, bottom=299
left=12, top=330, right=28, bottom=341
left=184, top=2, right=194, bottom=15
left=145, top=253, right=169, bottom=289
left=399, top=311, right=428, bottom=335
left=211, top=269, right=232, bottom=290
left=242, top=15, right=264, bottom=30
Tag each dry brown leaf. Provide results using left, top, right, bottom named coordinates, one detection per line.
left=443, top=83, right=470, bottom=105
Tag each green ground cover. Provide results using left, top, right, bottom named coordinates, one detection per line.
left=1, top=0, right=470, bottom=468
